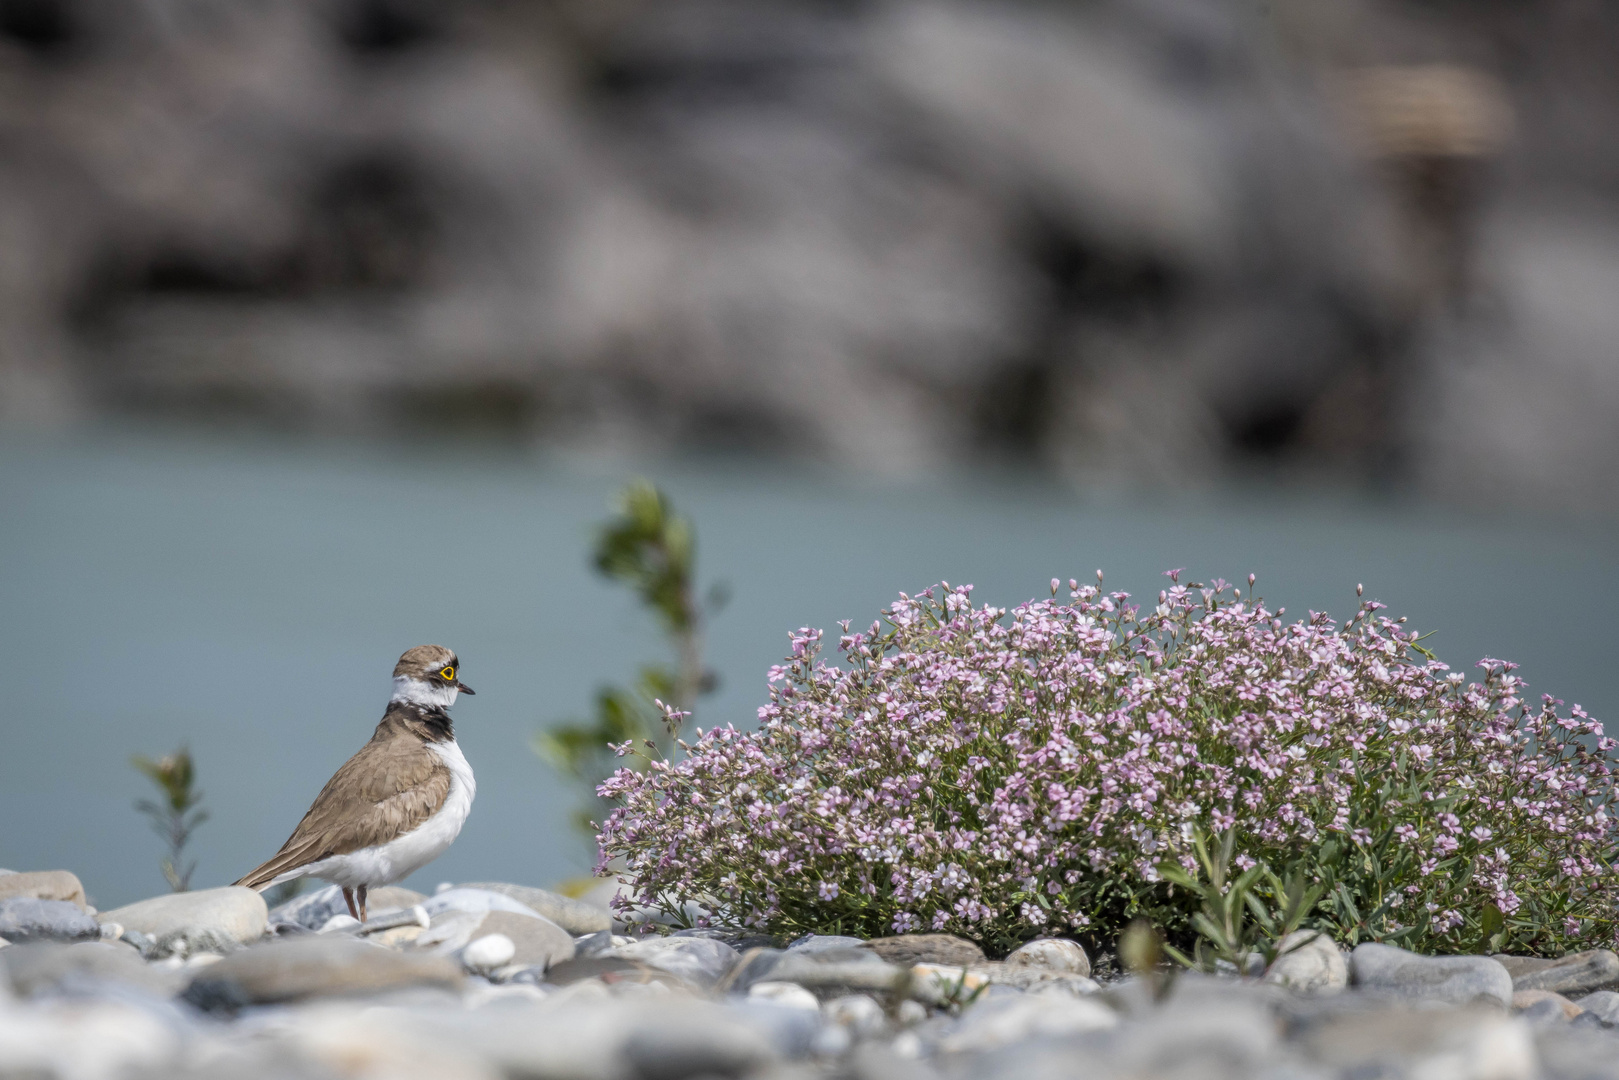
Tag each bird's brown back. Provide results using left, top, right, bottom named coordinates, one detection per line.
left=235, top=705, right=453, bottom=889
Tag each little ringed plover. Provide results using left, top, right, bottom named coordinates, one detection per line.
left=236, top=645, right=476, bottom=921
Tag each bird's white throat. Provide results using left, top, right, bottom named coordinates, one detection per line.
left=390, top=675, right=460, bottom=709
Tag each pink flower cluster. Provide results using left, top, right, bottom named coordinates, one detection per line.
left=597, top=574, right=1619, bottom=953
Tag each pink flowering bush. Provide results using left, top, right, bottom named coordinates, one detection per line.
left=597, top=573, right=1619, bottom=956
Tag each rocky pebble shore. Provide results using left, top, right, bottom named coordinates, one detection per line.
left=6, top=868, right=1619, bottom=1079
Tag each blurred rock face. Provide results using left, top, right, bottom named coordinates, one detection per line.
left=0, top=0, right=1615, bottom=503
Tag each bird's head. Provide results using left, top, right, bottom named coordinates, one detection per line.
left=390, top=644, right=475, bottom=709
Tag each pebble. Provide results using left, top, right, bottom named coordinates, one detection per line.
left=457, top=882, right=613, bottom=935
left=0, top=941, right=182, bottom=997
left=1004, top=938, right=1090, bottom=977
left=1299, top=1003, right=1535, bottom=1080
left=473, top=911, right=574, bottom=969
left=607, top=935, right=739, bottom=988
left=420, top=888, right=550, bottom=921
left=748, top=980, right=822, bottom=1010
left=99, top=886, right=267, bottom=958
left=0, top=871, right=88, bottom=910
left=788, top=934, right=870, bottom=954
left=182, top=935, right=464, bottom=1010
left=620, top=1005, right=780, bottom=1079
left=824, top=993, right=889, bottom=1038
left=0, top=997, right=182, bottom=1079
left=0, top=898, right=102, bottom=944
left=1497, top=949, right=1619, bottom=996
left=1573, top=989, right=1619, bottom=1024
left=939, top=992, right=1118, bottom=1052
left=462, top=933, right=516, bottom=974
left=1263, top=929, right=1348, bottom=995
left=1350, top=942, right=1514, bottom=1007
left=726, top=947, right=909, bottom=999
left=867, top=934, right=986, bottom=967
left=1514, top=989, right=1581, bottom=1024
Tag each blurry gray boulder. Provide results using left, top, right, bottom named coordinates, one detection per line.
left=0, top=898, right=101, bottom=944
left=182, top=935, right=463, bottom=1010
left=458, top=882, right=611, bottom=935
left=99, top=886, right=267, bottom=958
left=1496, top=949, right=1619, bottom=996
left=1350, top=943, right=1513, bottom=1007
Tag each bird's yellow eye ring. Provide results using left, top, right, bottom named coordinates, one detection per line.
left=441, top=666, right=455, bottom=681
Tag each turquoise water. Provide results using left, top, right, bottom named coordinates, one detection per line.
left=3, top=429, right=1616, bottom=908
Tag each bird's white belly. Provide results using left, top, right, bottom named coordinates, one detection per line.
left=285, top=741, right=475, bottom=890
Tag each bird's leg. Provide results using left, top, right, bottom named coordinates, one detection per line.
left=342, top=887, right=359, bottom=921
left=357, top=884, right=368, bottom=923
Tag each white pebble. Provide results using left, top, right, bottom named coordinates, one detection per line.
left=183, top=953, right=223, bottom=969
left=98, top=922, right=124, bottom=941
left=810, top=1025, right=852, bottom=1057
left=462, top=933, right=516, bottom=973
left=894, top=1000, right=928, bottom=1027
left=318, top=915, right=360, bottom=934
left=824, top=993, right=887, bottom=1037
left=748, top=981, right=821, bottom=1011
left=891, top=1032, right=923, bottom=1059
left=435, top=882, right=454, bottom=894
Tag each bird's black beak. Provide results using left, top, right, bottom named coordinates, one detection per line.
left=455, top=681, right=476, bottom=696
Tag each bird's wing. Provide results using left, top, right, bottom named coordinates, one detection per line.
left=235, top=727, right=453, bottom=890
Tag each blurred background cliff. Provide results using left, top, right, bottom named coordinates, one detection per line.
left=3, top=0, right=1616, bottom=505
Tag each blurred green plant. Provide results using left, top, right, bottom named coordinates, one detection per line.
left=132, top=747, right=208, bottom=892
left=1158, top=828, right=1324, bottom=975
left=535, top=480, right=725, bottom=831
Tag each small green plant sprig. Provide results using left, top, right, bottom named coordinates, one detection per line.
left=132, top=747, right=208, bottom=893
left=536, top=480, right=725, bottom=831
left=1157, top=828, right=1323, bottom=974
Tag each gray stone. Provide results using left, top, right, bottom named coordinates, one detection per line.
left=388, top=997, right=787, bottom=1080
left=0, top=898, right=101, bottom=943
left=472, top=911, right=574, bottom=970
left=607, top=935, right=739, bottom=988
left=722, top=944, right=898, bottom=996
left=824, top=993, right=889, bottom=1037
left=940, top=993, right=1117, bottom=1052
left=268, top=883, right=426, bottom=930
left=749, top=980, right=822, bottom=1010
left=1300, top=1004, right=1534, bottom=1080
left=867, top=934, right=985, bottom=967
left=182, top=935, right=463, bottom=1009
left=458, top=882, right=612, bottom=935
left=1574, top=989, right=1619, bottom=1024
left=100, top=886, right=267, bottom=958
left=419, top=888, right=545, bottom=920
left=0, top=871, right=88, bottom=910
left=1514, top=989, right=1580, bottom=1024
left=1264, top=930, right=1347, bottom=995
left=1350, top=942, right=1514, bottom=1007
left=1498, top=950, right=1619, bottom=996
left=621, top=1011, right=778, bottom=1079
left=788, top=934, right=870, bottom=954
left=0, top=941, right=182, bottom=997
left=1537, top=1027, right=1619, bottom=1080
left=1004, top=937, right=1090, bottom=977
